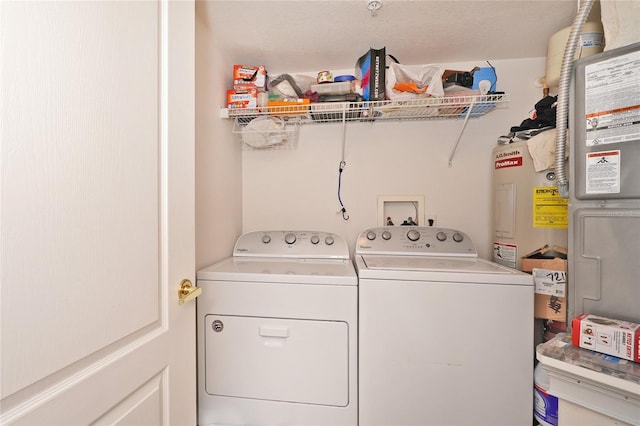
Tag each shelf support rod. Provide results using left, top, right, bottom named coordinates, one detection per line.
left=448, top=101, right=475, bottom=167
left=341, top=103, right=347, bottom=160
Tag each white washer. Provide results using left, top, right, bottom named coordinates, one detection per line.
left=355, top=226, right=534, bottom=426
left=197, top=231, right=358, bottom=426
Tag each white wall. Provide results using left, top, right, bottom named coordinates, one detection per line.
left=242, top=58, right=547, bottom=259
left=195, top=11, right=243, bottom=270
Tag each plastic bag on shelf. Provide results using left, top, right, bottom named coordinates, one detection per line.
left=268, top=74, right=316, bottom=99
left=241, top=116, right=289, bottom=148
left=386, top=62, right=445, bottom=100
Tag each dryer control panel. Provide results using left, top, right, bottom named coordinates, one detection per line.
left=355, top=226, right=477, bottom=257
left=234, top=230, right=350, bottom=259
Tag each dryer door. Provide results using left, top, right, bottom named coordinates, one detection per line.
left=204, top=315, right=349, bottom=406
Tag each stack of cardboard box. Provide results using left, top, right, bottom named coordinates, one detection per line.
left=521, top=245, right=567, bottom=322
left=227, top=65, right=267, bottom=109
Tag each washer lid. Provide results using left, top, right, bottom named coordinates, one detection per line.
left=356, top=255, right=532, bottom=285
left=361, top=255, right=510, bottom=273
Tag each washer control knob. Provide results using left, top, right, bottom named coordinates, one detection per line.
left=325, top=235, right=335, bottom=245
left=261, top=234, right=271, bottom=244
left=284, top=232, right=296, bottom=245
left=381, top=230, right=392, bottom=240
left=366, top=231, right=377, bottom=241
left=436, top=231, right=447, bottom=241
left=453, top=232, right=464, bottom=243
left=310, top=235, right=320, bottom=245
left=407, top=230, right=421, bottom=241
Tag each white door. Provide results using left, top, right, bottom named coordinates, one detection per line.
left=0, top=1, right=196, bottom=424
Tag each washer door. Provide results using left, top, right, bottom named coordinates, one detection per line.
left=204, top=315, right=349, bottom=407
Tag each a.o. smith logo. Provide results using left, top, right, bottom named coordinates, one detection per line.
left=495, top=157, right=523, bottom=169
left=495, top=149, right=521, bottom=159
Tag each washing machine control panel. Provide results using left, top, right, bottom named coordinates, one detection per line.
left=356, top=226, right=477, bottom=257
left=234, top=230, right=349, bottom=259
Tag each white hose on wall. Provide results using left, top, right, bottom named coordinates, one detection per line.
left=555, top=0, right=596, bottom=198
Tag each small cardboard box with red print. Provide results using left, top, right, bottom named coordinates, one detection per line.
left=572, top=313, right=640, bottom=362
left=233, top=65, right=267, bottom=91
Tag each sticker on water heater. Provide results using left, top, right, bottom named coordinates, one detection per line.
left=494, top=156, right=523, bottom=169
left=532, top=187, right=568, bottom=229
left=586, top=150, right=621, bottom=194
left=493, top=242, right=517, bottom=269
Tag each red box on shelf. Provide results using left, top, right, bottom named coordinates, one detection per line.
left=572, top=313, right=640, bottom=362
left=233, top=65, right=267, bottom=91
left=227, top=88, right=257, bottom=109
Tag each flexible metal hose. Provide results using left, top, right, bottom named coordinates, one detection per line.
left=555, top=0, right=595, bottom=198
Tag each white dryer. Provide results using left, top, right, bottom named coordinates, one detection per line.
left=355, top=226, right=533, bottom=426
left=197, top=231, right=358, bottom=426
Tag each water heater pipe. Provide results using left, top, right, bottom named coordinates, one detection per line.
left=555, top=0, right=595, bottom=198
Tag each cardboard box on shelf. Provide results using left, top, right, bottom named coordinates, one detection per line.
left=521, top=245, right=567, bottom=322
left=572, top=313, right=640, bottom=362
left=227, top=87, right=257, bottom=109
left=233, top=65, right=267, bottom=91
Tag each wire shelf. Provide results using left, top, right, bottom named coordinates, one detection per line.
left=222, top=93, right=509, bottom=125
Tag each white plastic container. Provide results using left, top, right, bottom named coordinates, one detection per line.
left=545, top=21, right=604, bottom=88
left=534, top=363, right=559, bottom=426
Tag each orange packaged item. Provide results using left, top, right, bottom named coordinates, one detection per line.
left=227, top=88, right=257, bottom=109
left=393, top=81, right=428, bottom=94
left=267, top=98, right=310, bottom=115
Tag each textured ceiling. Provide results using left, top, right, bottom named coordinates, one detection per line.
left=197, top=0, right=601, bottom=74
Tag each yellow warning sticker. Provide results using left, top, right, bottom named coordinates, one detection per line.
left=533, top=187, right=568, bottom=229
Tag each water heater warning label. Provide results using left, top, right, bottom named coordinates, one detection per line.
left=533, top=187, right=568, bottom=229
left=586, top=150, right=621, bottom=194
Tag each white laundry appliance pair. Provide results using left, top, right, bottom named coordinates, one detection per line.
left=197, top=227, right=533, bottom=426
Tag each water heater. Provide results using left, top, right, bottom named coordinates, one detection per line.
left=492, top=140, right=568, bottom=270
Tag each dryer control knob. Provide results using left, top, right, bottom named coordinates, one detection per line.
left=453, top=232, right=464, bottom=242
left=436, top=231, right=447, bottom=241
left=261, top=234, right=271, bottom=244
left=310, top=235, right=320, bottom=245
left=284, top=233, right=296, bottom=245
left=366, top=231, right=377, bottom=241
left=381, top=230, right=392, bottom=240
left=325, top=235, right=335, bottom=245
left=407, top=230, right=421, bottom=241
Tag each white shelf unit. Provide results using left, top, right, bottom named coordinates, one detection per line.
left=222, top=93, right=510, bottom=162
